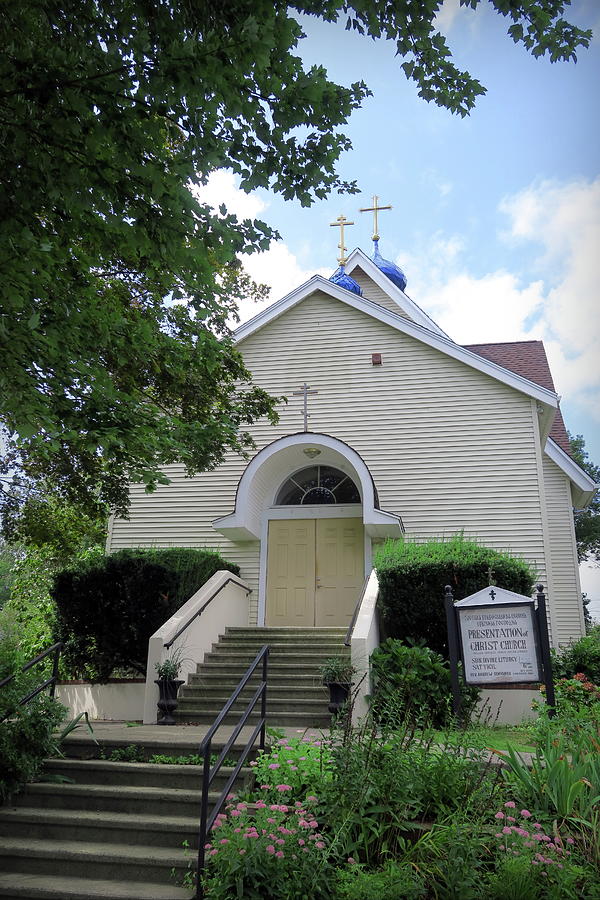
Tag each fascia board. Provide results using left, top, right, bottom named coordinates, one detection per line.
left=345, top=247, right=451, bottom=339
left=233, top=275, right=558, bottom=409
left=544, top=438, right=597, bottom=508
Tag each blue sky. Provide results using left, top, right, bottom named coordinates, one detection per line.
left=197, top=0, right=600, bottom=609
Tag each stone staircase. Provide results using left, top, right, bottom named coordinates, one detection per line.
left=176, top=626, right=349, bottom=728
left=0, top=741, right=253, bottom=900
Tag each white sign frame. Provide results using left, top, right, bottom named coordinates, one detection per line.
left=456, top=598, right=542, bottom=686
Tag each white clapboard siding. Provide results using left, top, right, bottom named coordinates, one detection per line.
left=109, top=288, right=554, bottom=631
left=351, top=269, right=412, bottom=317
left=542, top=453, right=585, bottom=644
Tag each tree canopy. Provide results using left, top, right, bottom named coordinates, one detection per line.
left=0, top=0, right=591, bottom=524
left=569, top=434, right=600, bottom=565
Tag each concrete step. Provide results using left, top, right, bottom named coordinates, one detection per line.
left=0, top=805, right=199, bottom=849
left=213, top=638, right=348, bottom=650
left=181, top=684, right=327, bottom=701
left=0, top=838, right=190, bottom=883
left=0, top=872, right=193, bottom=900
left=16, top=781, right=208, bottom=818
left=176, top=708, right=332, bottom=727
left=41, top=758, right=246, bottom=792
left=202, top=651, right=344, bottom=666
left=225, top=626, right=346, bottom=635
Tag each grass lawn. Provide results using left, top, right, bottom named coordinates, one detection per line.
left=434, top=725, right=536, bottom=753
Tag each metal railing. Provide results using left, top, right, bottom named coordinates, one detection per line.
left=0, top=642, right=63, bottom=723
left=163, top=575, right=251, bottom=650
left=195, top=644, right=269, bottom=899
left=344, top=574, right=371, bottom=646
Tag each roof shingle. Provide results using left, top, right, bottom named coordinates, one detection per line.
left=463, top=340, right=572, bottom=455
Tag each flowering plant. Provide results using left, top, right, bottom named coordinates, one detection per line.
left=249, top=736, right=334, bottom=802
left=486, top=802, right=587, bottom=899
left=202, top=794, right=337, bottom=900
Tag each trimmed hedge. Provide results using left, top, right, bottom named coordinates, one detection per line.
left=375, top=535, right=536, bottom=656
left=52, top=548, right=239, bottom=681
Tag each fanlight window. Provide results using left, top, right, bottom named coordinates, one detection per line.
left=276, top=466, right=361, bottom=506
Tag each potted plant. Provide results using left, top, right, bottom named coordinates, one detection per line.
left=154, top=652, right=185, bottom=725
left=319, top=656, right=356, bottom=715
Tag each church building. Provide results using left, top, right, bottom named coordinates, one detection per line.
left=107, top=203, right=596, bottom=648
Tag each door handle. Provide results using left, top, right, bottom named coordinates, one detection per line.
left=315, top=577, right=322, bottom=588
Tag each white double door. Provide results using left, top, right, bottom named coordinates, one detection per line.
left=266, top=518, right=364, bottom=627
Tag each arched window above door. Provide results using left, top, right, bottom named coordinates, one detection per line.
left=276, top=466, right=361, bottom=505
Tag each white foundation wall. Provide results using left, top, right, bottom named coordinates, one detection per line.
left=56, top=681, right=145, bottom=721
left=107, top=283, right=576, bottom=640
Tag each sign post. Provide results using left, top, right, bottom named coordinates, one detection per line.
left=445, top=584, right=555, bottom=719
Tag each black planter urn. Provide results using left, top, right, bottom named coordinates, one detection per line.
left=155, top=678, right=184, bottom=725
left=325, top=681, right=351, bottom=715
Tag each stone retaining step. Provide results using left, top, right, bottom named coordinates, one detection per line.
left=0, top=872, right=193, bottom=900
left=41, top=758, right=244, bottom=792
left=0, top=806, right=199, bottom=849
left=0, top=838, right=190, bottom=883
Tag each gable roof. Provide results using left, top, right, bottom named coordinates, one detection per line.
left=464, top=341, right=571, bottom=455
left=344, top=248, right=450, bottom=338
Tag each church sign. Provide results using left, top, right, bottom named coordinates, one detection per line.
left=455, top=588, right=540, bottom=684
left=444, top=583, right=556, bottom=718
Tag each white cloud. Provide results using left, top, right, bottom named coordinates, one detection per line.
left=192, top=170, right=267, bottom=220
left=238, top=243, right=330, bottom=323
left=404, top=177, right=600, bottom=425
left=435, top=0, right=462, bottom=33
left=192, top=170, right=328, bottom=324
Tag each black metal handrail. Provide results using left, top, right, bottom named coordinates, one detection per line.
left=0, top=642, right=63, bottom=722
left=164, top=576, right=251, bottom=650
left=195, top=644, right=269, bottom=899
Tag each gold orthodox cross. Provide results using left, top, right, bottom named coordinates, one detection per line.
left=330, top=215, right=354, bottom=265
left=292, top=382, right=318, bottom=432
left=359, top=195, right=392, bottom=241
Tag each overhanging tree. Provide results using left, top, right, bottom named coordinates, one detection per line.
left=0, top=0, right=591, bottom=523
left=569, top=433, right=600, bottom=565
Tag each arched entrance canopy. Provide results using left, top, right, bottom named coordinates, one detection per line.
left=213, top=432, right=403, bottom=541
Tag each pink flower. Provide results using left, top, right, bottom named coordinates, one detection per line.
left=267, top=818, right=276, bottom=824
left=275, top=851, right=284, bottom=858
left=266, top=845, right=275, bottom=854
left=298, top=839, right=305, bottom=846
left=309, top=820, right=318, bottom=828
left=231, top=810, right=241, bottom=817
left=533, top=823, right=542, bottom=830
left=348, top=857, right=356, bottom=865
left=494, top=812, right=505, bottom=819
left=504, top=801, right=516, bottom=809
left=239, top=849, right=246, bottom=855
left=219, top=839, right=230, bottom=845
left=209, top=849, right=218, bottom=856
left=520, top=809, right=532, bottom=818
left=261, top=785, right=270, bottom=790
left=306, top=796, right=317, bottom=802
left=506, top=816, right=515, bottom=823
left=566, top=838, right=575, bottom=845
left=502, top=826, right=512, bottom=835
left=268, top=763, right=280, bottom=769
left=276, top=838, right=285, bottom=845
left=204, top=843, right=212, bottom=850
left=276, top=784, right=292, bottom=792
left=315, top=841, right=325, bottom=849
left=255, top=801, right=267, bottom=809
left=249, top=760, right=257, bottom=766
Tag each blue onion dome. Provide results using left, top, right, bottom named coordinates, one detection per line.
left=329, top=264, right=363, bottom=296
left=372, top=239, right=407, bottom=292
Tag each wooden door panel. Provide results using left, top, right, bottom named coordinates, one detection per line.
left=315, top=518, right=363, bottom=627
left=266, top=520, right=315, bottom=626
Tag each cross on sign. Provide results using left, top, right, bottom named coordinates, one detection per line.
left=489, top=589, right=497, bottom=601
left=292, top=383, right=318, bottom=431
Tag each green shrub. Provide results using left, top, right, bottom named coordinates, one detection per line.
left=370, top=639, right=479, bottom=727
left=52, top=547, right=239, bottom=680
left=250, top=736, right=335, bottom=802
left=375, top=535, right=536, bottom=655
left=335, top=860, right=426, bottom=899
left=552, top=625, right=600, bottom=683
left=0, top=610, right=66, bottom=801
